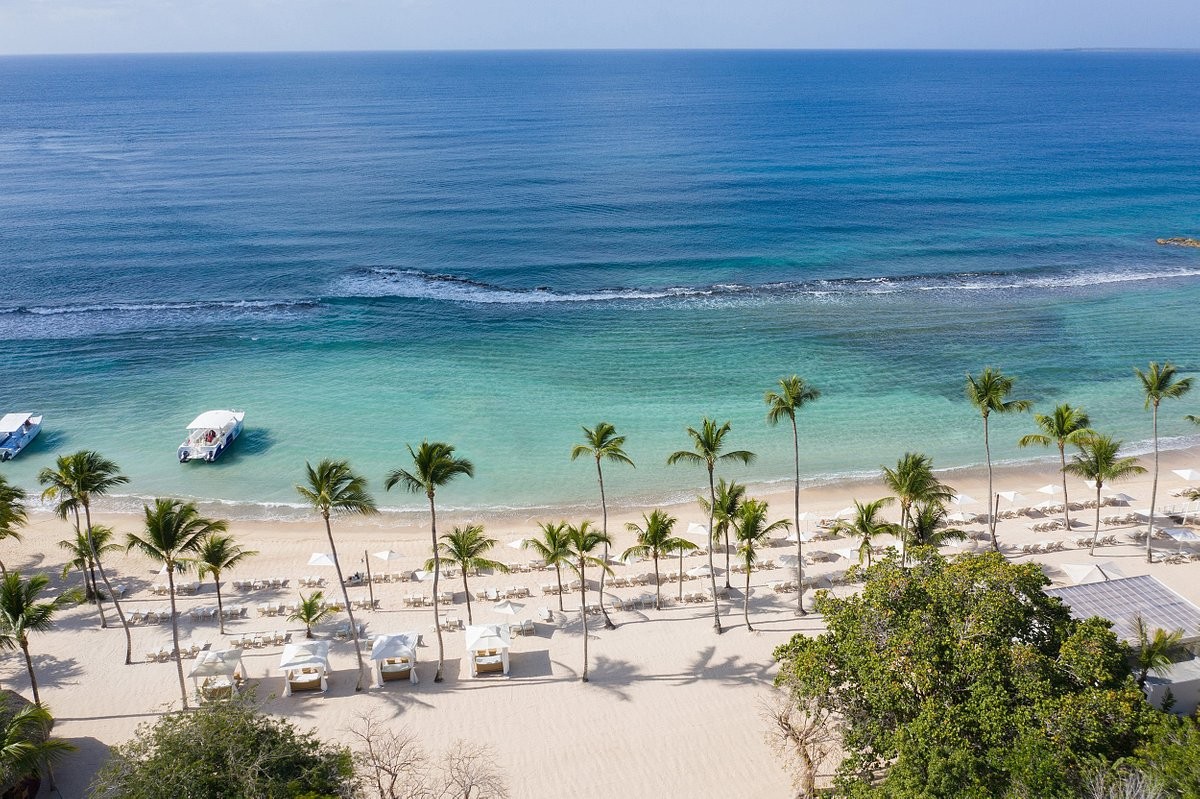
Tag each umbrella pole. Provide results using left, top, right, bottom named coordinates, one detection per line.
left=364, top=550, right=375, bottom=609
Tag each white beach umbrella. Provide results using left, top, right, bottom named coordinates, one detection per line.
left=686, top=564, right=712, bottom=579
left=1172, top=469, right=1200, bottom=481
left=687, top=522, right=709, bottom=538
left=1036, top=484, right=1063, bottom=496
left=372, top=550, right=403, bottom=562
left=780, top=554, right=800, bottom=568
left=412, top=569, right=431, bottom=582
left=507, top=538, right=529, bottom=550
left=796, top=511, right=817, bottom=521
left=1060, top=562, right=1125, bottom=585
left=307, top=552, right=336, bottom=567
left=945, top=511, right=976, bottom=524
left=834, top=506, right=857, bottom=519
left=833, top=548, right=857, bottom=562
left=997, top=491, right=1024, bottom=503
left=1161, top=527, right=1200, bottom=543
left=952, top=493, right=978, bottom=506
left=1104, top=492, right=1136, bottom=504
left=491, top=599, right=525, bottom=616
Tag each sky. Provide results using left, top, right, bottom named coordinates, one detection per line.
left=0, top=0, right=1198, bottom=55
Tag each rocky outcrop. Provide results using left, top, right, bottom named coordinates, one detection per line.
left=1157, top=237, right=1200, bottom=248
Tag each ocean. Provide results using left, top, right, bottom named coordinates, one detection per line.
left=1, top=50, right=1199, bottom=518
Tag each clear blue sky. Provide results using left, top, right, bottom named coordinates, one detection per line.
left=1, top=0, right=1198, bottom=55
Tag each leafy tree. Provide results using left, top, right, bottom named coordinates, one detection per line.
left=1135, top=362, right=1193, bottom=563
left=524, top=522, right=571, bottom=612
left=428, top=524, right=508, bottom=625
left=965, top=368, right=1032, bottom=551
left=732, top=499, right=789, bottom=630
left=622, top=509, right=691, bottom=610
left=698, top=478, right=746, bottom=589
left=1063, top=434, right=1146, bottom=556
left=297, top=459, right=377, bottom=692
left=1133, top=615, right=1185, bottom=690
left=830, top=498, right=900, bottom=567
left=0, top=573, right=80, bottom=705
left=57, top=524, right=120, bottom=602
left=1017, top=403, right=1095, bottom=530
left=773, top=551, right=1153, bottom=798
left=570, top=422, right=634, bottom=629
left=195, top=534, right=258, bottom=635
left=564, top=521, right=612, bottom=682
left=0, top=693, right=74, bottom=795
left=765, top=375, right=821, bottom=616
left=289, top=591, right=337, bottom=639
left=37, top=451, right=133, bottom=662
left=127, top=499, right=226, bottom=710
left=1131, top=713, right=1200, bottom=799
left=384, top=442, right=473, bottom=684
left=0, top=476, right=27, bottom=577
left=89, top=693, right=353, bottom=798
left=881, top=452, right=953, bottom=562
left=907, top=502, right=967, bottom=549
left=668, top=417, right=755, bottom=633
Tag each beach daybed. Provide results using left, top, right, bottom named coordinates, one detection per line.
left=188, top=649, right=246, bottom=702
left=464, top=624, right=511, bottom=677
left=371, top=632, right=420, bottom=687
left=279, top=641, right=330, bottom=696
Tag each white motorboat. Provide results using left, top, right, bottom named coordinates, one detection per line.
left=0, top=413, right=42, bottom=461
left=178, top=410, right=245, bottom=463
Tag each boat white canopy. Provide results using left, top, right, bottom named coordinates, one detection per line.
left=0, top=414, right=34, bottom=435
left=186, top=410, right=242, bottom=431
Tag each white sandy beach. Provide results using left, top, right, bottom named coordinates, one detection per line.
left=6, top=448, right=1200, bottom=798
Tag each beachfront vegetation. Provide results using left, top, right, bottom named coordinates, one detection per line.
left=571, top=422, right=634, bottom=629
left=0, top=573, right=79, bottom=706
left=297, top=459, right=378, bottom=692
left=965, top=368, right=1032, bottom=552
left=1132, top=614, right=1185, bottom=691
left=38, top=451, right=134, bottom=664
left=290, top=591, right=336, bottom=639
left=195, top=533, right=258, bottom=636
left=524, top=521, right=571, bottom=612
left=0, top=476, right=27, bottom=577
left=385, top=441, right=473, bottom=684
left=428, top=524, right=507, bottom=625
left=58, top=524, right=119, bottom=603
left=564, top=521, right=611, bottom=682
left=699, top=477, right=745, bottom=588
left=622, top=509, right=687, bottom=610
left=1135, top=361, right=1193, bottom=563
left=765, top=375, right=821, bottom=616
left=733, top=499, right=789, bottom=630
left=906, top=501, right=967, bottom=549
left=0, top=692, right=73, bottom=796
left=774, top=550, right=1158, bottom=798
left=880, top=452, right=953, bottom=564
left=830, top=498, right=899, bottom=567
left=90, top=694, right=354, bottom=799
left=1017, top=403, right=1095, bottom=530
left=1063, top=434, right=1146, bottom=556
left=668, top=418, right=755, bottom=633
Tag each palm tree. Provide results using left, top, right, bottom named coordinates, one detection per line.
left=0, top=476, right=28, bottom=577
left=622, top=510, right=691, bottom=610
left=831, top=498, right=900, bottom=568
left=732, top=500, right=790, bottom=631
left=1135, top=362, right=1193, bottom=563
left=289, top=591, right=337, bottom=639
left=524, top=521, right=572, bottom=612
left=37, top=451, right=134, bottom=664
left=0, top=700, right=74, bottom=793
left=195, top=534, right=258, bottom=635
left=667, top=418, right=756, bottom=633
left=57, top=525, right=120, bottom=602
left=570, top=422, right=634, bottom=630
left=564, top=521, right=612, bottom=682
left=297, top=459, right=378, bottom=692
left=429, top=524, right=508, bottom=625
left=1063, top=434, right=1146, bottom=556
left=0, top=573, right=79, bottom=705
left=966, top=369, right=1032, bottom=551
left=1133, top=615, right=1184, bottom=689
left=881, top=452, right=953, bottom=563
left=127, top=499, right=225, bottom=710
left=698, top=478, right=746, bottom=589
left=668, top=536, right=699, bottom=601
left=908, top=502, right=968, bottom=550
left=384, top=442, right=473, bottom=684
left=1018, top=404, right=1095, bottom=530
left=765, top=375, right=820, bottom=616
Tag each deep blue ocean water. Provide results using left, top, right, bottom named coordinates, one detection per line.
left=1, top=50, right=1198, bottom=516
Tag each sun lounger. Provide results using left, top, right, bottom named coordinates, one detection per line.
left=538, top=607, right=553, bottom=622
left=381, top=657, right=413, bottom=682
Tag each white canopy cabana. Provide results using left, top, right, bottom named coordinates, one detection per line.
left=1060, top=562, right=1125, bottom=586
left=465, top=624, right=511, bottom=677
left=371, top=632, right=419, bottom=686
left=279, top=641, right=330, bottom=695
left=188, top=649, right=246, bottom=700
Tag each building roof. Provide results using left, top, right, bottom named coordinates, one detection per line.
left=1047, top=574, right=1200, bottom=645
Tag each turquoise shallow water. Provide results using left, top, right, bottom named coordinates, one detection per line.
left=1, top=51, right=1199, bottom=515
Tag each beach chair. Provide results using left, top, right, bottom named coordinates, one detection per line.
left=538, top=607, right=553, bottom=622
left=522, top=619, right=535, bottom=635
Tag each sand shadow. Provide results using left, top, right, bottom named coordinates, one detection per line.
left=51, top=734, right=111, bottom=798
left=510, top=649, right=553, bottom=678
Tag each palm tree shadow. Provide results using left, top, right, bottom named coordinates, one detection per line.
left=581, top=655, right=641, bottom=701
left=31, top=654, right=83, bottom=686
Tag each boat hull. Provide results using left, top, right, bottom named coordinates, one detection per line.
left=0, top=416, right=42, bottom=461
left=178, top=415, right=244, bottom=463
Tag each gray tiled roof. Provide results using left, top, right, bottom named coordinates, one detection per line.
left=1046, top=575, right=1200, bottom=644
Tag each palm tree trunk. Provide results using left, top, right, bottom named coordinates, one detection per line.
left=72, top=507, right=105, bottom=624
left=428, top=495, right=445, bottom=683
left=555, top=563, right=564, bottom=612
left=84, top=503, right=131, bottom=664
left=1059, top=444, right=1072, bottom=530
left=1147, top=403, right=1159, bottom=563
left=214, top=575, right=226, bottom=635
left=984, top=413, right=999, bottom=553
left=678, top=550, right=684, bottom=601
left=323, top=513, right=365, bottom=691
left=792, top=418, right=805, bottom=616
left=21, top=639, right=38, bottom=705
left=579, top=558, right=589, bottom=682
left=1090, top=483, right=1102, bottom=556
left=595, top=460, right=615, bottom=630
left=463, top=572, right=472, bottom=625
left=744, top=562, right=752, bottom=631
left=706, top=467, right=722, bottom=634
left=653, top=553, right=661, bottom=610
left=723, top=528, right=731, bottom=589
left=165, top=565, right=189, bottom=710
